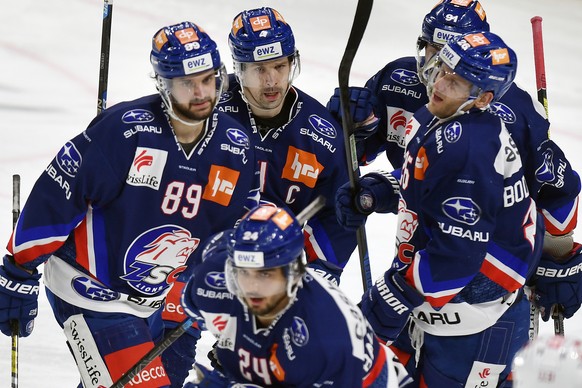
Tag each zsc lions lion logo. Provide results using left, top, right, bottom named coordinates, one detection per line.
left=122, top=225, right=200, bottom=295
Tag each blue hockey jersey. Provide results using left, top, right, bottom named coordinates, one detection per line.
left=217, top=77, right=356, bottom=276
left=362, top=56, right=579, bottom=235
left=7, top=94, right=260, bottom=316
left=188, top=252, right=390, bottom=387
left=397, top=106, right=544, bottom=335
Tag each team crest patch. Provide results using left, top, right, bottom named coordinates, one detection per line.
left=57, top=141, right=82, bottom=177
left=443, top=121, right=463, bottom=143
left=122, top=225, right=199, bottom=295
left=290, top=317, right=309, bottom=346
left=122, top=109, right=154, bottom=124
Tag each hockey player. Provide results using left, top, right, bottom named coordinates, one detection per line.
left=0, top=21, right=259, bottom=388
left=181, top=205, right=403, bottom=387
left=334, top=0, right=579, bottom=249
left=357, top=32, right=544, bottom=386
left=512, top=335, right=582, bottom=387
left=216, top=7, right=358, bottom=284
left=333, top=0, right=582, bottom=368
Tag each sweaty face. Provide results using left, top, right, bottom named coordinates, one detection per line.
left=427, top=64, right=473, bottom=118
left=166, top=70, right=218, bottom=122
left=239, top=57, right=291, bottom=114
left=236, top=267, right=289, bottom=318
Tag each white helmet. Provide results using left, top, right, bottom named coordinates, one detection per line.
left=512, top=335, right=582, bottom=387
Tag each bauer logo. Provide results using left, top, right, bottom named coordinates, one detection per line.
left=253, top=42, right=283, bottom=61
left=488, top=102, right=516, bottom=124
left=390, top=68, right=420, bottom=86
left=308, top=115, right=337, bottom=138
left=126, top=147, right=167, bottom=190
left=443, top=121, right=463, bottom=143
left=183, top=52, right=213, bottom=75
left=122, top=225, right=199, bottom=295
left=442, top=197, right=481, bottom=225
left=122, top=109, right=154, bottom=124
left=72, top=276, right=120, bottom=302
left=226, top=128, right=250, bottom=148
left=57, top=141, right=82, bottom=177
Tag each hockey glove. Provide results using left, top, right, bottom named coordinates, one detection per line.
left=532, top=243, right=582, bottom=321
left=0, top=255, right=40, bottom=337
left=326, top=86, right=379, bottom=142
left=335, top=171, right=400, bottom=231
left=359, top=267, right=423, bottom=344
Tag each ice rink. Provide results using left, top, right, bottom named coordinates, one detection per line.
left=1, top=0, right=581, bottom=385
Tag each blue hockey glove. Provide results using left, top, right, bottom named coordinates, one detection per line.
left=335, top=171, right=400, bottom=231
left=326, top=86, right=378, bottom=141
left=533, top=244, right=582, bottom=321
left=359, top=267, right=423, bottom=344
left=0, top=255, right=40, bottom=337
left=161, top=320, right=201, bottom=387
left=183, top=364, right=230, bottom=388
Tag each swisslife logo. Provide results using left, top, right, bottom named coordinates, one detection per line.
left=126, top=147, right=168, bottom=190
left=203, top=165, right=240, bottom=206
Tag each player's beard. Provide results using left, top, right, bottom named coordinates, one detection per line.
left=172, top=95, right=216, bottom=122
left=245, top=292, right=289, bottom=319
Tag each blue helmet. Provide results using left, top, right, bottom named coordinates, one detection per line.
left=421, top=0, right=489, bottom=47
left=151, top=21, right=222, bottom=78
left=228, top=7, right=296, bottom=63
left=229, top=205, right=304, bottom=269
left=439, top=31, right=517, bottom=100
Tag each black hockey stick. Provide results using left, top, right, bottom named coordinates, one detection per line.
left=10, top=174, right=21, bottom=388
left=338, top=0, right=374, bottom=291
left=531, top=16, right=565, bottom=337
left=97, top=0, right=113, bottom=115
left=110, top=196, right=327, bottom=388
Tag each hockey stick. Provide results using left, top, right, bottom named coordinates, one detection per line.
left=10, top=174, right=21, bottom=388
left=338, top=0, right=374, bottom=291
left=531, top=16, right=565, bottom=336
left=110, top=196, right=327, bottom=388
left=97, top=0, right=113, bottom=115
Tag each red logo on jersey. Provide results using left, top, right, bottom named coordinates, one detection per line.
left=281, top=146, right=323, bottom=188
left=390, top=110, right=408, bottom=130
left=203, top=165, right=240, bottom=206
left=134, top=149, right=154, bottom=172
left=212, top=315, right=228, bottom=332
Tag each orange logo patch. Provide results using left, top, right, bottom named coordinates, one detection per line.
left=474, top=2, right=486, bottom=20
left=250, top=206, right=278, bottom=221
left=451, top=0, right=473, bottom=6
left=272, top=209, right=293, bottom=230
left=491, top=48, right=511, bottom=65
left=232, top=15, right=243, bottom=36
left=281, top=146, right=323, bottom=188
left=154, top=30, right=168, bottom=51
left=272, top=9, right=286, bottom=24
left=174, top=27, right=199, bottom=44
left=414, top=146, right=429, bottom=180
left=250, top=15, right=272, bottom=32
left=203, top=165, right=240, bottom=206
left=465, top=33, right=491, bottom=47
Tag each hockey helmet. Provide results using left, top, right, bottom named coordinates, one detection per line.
left=225, top=205, right=305, bottom=299
left=425, top=31, right=517, bottom=102
left=513, top=335, right=582, bottom=387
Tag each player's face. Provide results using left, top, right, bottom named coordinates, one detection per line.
left=168, top=70, right=218, bottom=121
left=240, top=57, right=291, bottom=114
left=427, top=64, right=473, bottom=118
left=236, top=267, right=289, bottom=318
